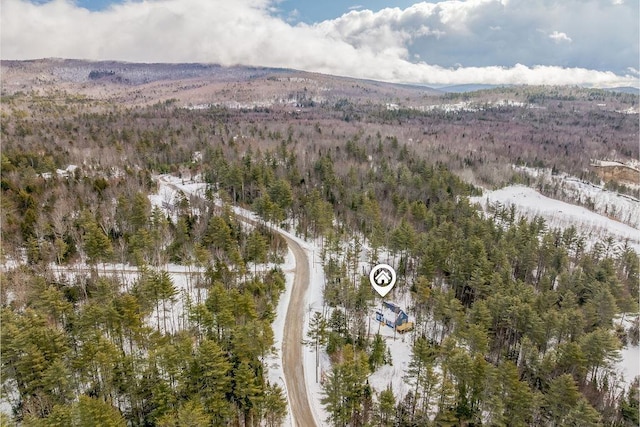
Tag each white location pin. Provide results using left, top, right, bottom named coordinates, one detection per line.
left=369, top=264, right=397, bottom=297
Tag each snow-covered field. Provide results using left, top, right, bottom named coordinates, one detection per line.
left=471, top=185, right=640, bottom=253
left=515, top=165, right=640, bottom=227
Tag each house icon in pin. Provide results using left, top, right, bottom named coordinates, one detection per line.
left=375, top=269, right=392, bottom=286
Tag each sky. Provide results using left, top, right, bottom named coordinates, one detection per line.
left=2, top=0, right=639, bottom=87
left=70, top=0, right=422, bottom=23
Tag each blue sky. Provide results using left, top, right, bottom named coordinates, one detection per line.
left=277, top=1, right=420, bottom=23
left=74, top=0, right=422, bottom=22
left=2, top=0, right=638, bottom=87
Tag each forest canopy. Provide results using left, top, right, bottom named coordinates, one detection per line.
left=1, top=84, right=638, bottom=426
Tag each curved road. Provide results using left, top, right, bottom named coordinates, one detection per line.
left=279, top=234, right=317, bottom=427
left=161, top=177, right=317, bottom=426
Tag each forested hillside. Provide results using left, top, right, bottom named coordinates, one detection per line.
left=1, top=66, right=639, bottom=426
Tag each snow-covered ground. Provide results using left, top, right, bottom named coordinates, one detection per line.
left=39, top=164, right=78, bottom=179
left=591, top=160, right=638, bottom=169
left=471, top=185, right=640, bottom=253
left=301, top=240, right=330, bottom=426
left=555, top=177, right=640, bottom=227
left=263, top=247, right=296, bottom=427
left=323, top=237, right=417, bottom=404
left=146, top=267, right=207, bottom=334
left=515, top=165, right=640, bottom=227
left=618, top=345, right=640, bottom=387
left=417, top=99, right=531, bottom=113
left=614, top=314, right=640, bottom=391
left=367, top=319, right=414, bottom=400
left=10, top=173, right=632, bottom=423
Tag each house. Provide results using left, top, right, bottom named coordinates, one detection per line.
left=375, top=301, right=410, bottom=330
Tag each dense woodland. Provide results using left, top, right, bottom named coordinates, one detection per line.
left=1, top=83, right=639, bottom=426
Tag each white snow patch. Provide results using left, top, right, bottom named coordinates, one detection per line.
left=301, top=240, right=330, bottom=426
left=368, top=327, right=414, bottom=400
left=146, top=267, right=208, bottom=334
left=0, top=380, right=19, bottom=419
left=0, top=256, right=23, bottom=272
left=419, top=99, right=530, bottom=113
left=614, top=314, right=640, bottom=390
left=40, top=164, right=78, bottom=179
left=472, top=185, right=640, bottom=253
left=618, top=345, right=640, bottom=387
left=57, top=164, right=78, bottom=176
left=591, top=160, right=637, bottom=169
left=264, top=248, right=295, bottom=427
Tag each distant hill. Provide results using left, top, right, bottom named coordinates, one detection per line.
left=0, top=58, right=441, bottom=107
left=1, top=59, right=637, bottom=111
left=604, top=86, right=640, bottom=95
left=437, top=84, right=640, bottom=95
left=1, top=58, right=292, bottom=85
left=436, top=84, right=505, bottom=93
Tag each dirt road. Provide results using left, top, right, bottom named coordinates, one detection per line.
left=279, top=234, right=317, bottom=427
left=161, top=177, right=317, bottom=426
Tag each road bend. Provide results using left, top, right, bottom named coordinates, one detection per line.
left=161, top=177, right=317, bottom=426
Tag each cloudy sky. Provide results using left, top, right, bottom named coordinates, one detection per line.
left=2, top=0, right=639, bottom=87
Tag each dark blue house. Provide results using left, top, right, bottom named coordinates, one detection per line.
left=375, top=301, right=409, bottom=329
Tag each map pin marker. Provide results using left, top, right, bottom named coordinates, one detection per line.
left=370, top=264, right=396, bottom=297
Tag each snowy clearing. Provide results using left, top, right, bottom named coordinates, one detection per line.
left=367, top=321, right=414, bottom=400
left=515, top=165, right=640, bottom=227
left=471, top=185, right=640, bottom=253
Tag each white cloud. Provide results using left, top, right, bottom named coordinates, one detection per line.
left=549, top=31, right=572, bottom=43
left=1, top=0, right=638, bottom=87
left=316, top=1, right=637, bottom=75
left=286, top=8, right=300, bottom=23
